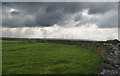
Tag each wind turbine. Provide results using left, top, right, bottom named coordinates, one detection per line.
left=41, top=28, right=47, bottom=40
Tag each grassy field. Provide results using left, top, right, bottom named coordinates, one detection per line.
left=2, top=40, right=103, bottom=74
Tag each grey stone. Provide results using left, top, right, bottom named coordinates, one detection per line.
left=100, top=63, right=115, bottom=70
left=100, top=69, right=118, bottom=74
left=109, top=52, right=117, bottom=58
left=114, top=51, right=120, bottom=57
left=105, top=57, right=119, bottom=65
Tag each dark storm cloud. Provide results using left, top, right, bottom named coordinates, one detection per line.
left=2, top=2, right=118, bottom=28
left=87, top=2, right=117, bottom=14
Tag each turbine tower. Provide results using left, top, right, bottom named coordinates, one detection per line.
left=41, top=28, right=46, bottom=40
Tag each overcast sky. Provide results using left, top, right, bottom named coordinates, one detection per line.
left=2, top=2, right=119, bottom=41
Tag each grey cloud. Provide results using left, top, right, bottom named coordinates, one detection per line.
left=75, top=11, right=118, bottom=28
left=74, top=13, right=83, bottom=21
left=2, top=2, right=118, bottom=28
left=97, top=11, right=118, bottom=28
left=75, top=17, right=98, bottom=26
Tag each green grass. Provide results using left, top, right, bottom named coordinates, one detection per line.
left=2, top=40, right=103, bottom=74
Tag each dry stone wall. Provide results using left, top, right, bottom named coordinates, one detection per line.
left=97, top=44, right=120, bottom=76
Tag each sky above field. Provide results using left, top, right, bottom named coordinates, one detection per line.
left=1, top=1, right=119, bottom=41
